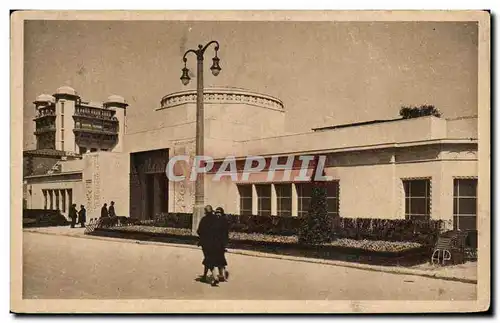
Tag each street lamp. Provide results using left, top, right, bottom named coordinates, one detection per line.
left=181, top=41, right=221, bottom=234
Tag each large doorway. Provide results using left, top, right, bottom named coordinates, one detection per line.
left=130, top=149, right=169, bottom=220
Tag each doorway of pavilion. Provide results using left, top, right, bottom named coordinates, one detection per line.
left=145, top=173, right=169, bottom=220
left=130, top=149, right=169, bottom=220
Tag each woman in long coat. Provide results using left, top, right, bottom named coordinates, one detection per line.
left=215, top=207, right=229, bottom=282
left=197, top=205, right=225, bottom=286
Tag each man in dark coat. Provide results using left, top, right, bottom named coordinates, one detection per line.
left=100, top=203, right=108, bottom=218
left=109, top=201, right=116, bottom=217
left=78, top=205, right=86, bottom=228
left=69, top=204, right=78, bottom=228
left=197, top=205, right=225, bottom=286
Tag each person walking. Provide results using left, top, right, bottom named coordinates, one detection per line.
left=197, top=205, right=224, bottom=287
left=69, top=204, right=78, bottom=228
left=78, top=205, right=87, bottom=228
left=215, top=207, right=230, bottom=282
left=100, top=203, right=108, bottom=218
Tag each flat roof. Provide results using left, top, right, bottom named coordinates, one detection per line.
left=312, top=118, right=404, bottom=132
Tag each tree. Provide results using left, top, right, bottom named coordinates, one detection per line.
left=298, top=156, right=333, bottom=244
left=399, top=105, right=441, bottom=119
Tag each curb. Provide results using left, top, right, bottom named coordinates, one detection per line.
left=23, top=229, right=477, bottom=285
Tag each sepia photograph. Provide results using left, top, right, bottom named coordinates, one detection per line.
left=10, top=10, right=490, bottom=313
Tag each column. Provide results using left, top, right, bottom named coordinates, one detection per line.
left=271, top=184, right=277, bottom=216
left=252, top=184, right=258, bottom=215
left=292, top=183, right=298, bottom=217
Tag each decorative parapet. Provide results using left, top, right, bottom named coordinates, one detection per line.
left=159, top=87, right=284, bottom=111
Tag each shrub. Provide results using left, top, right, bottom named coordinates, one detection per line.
left=298, top=185, right=334, bottom=244
left=399, top=105, right=442, bottom=119
left=23, top=209, right=69, bottom=227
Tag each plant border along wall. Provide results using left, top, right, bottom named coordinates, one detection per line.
left=23, top=209, right=70, bottom=228
left=146, top=212, right=444, bottom=245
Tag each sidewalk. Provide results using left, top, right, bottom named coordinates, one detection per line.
left=23, top=226, right=477, bottom=284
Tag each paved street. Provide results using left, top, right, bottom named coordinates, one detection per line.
left=23, top=231, right=476, bottom=300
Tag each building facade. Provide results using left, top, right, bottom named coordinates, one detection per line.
left=23, top=86, right=478, bottom=232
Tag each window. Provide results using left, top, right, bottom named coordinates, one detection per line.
left=255, top=185, right=271, bottom=216
left=67, top=189, right=72, bottom=210
left=61, top=190, right=66, bottom=213
left=296, top=183, right=312, bottom=217
left=55, top=190, right=60, bottom=210
left=325, top=181, right=340, bottom=217
left=453, top=179, right=477, bottom=231
left=43, top=190, right=47, bottom=209
left=49, top=190, right=53, bottom=210
left=238, top=185, right=253, bottom=215
left=275, top=184, right=292, bottom=216
left=403, top=179, right=431, bottom=220
left=296, top=181, right=340, bottom=217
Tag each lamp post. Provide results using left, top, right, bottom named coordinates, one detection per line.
left=180, top=41, right=221, bottom=234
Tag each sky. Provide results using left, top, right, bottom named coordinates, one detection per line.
left=23, top=20, right=478, bottom=149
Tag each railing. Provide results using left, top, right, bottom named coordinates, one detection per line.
left=34, top=126, right=56, bottom=135
left=73, top=124, right=118, bottom=135
left=34, top=108, right=56, bottom=119
left=84, top=216, right=142, bottom=234
left=75, top=106, right=117, bottom=121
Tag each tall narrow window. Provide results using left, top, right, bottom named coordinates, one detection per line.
left=67, top=189, right=73, bottom=210
left=403, top=179, right=431, bottom=220
left=49, top=190, right=53, bottom=210
left=255, top=185, right=271, bottom=216
left=275, top=184, right=292, bottom=216
left=61, top=190, right=66, bottom=213
left=296, top=183, right=313, bottom=217
left=55, top=190, right=60, bottom=210
left=453, top=178, right=477, bottom=231
left=238, top=185, right=253, bottom=215
left=326, top=181, right=340, bottom=217
left=43, top=190, right=47, bottom=209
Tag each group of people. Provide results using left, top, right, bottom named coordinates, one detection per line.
left=100, top=201, right=117, bottom=218
left=67, top=201, right=118, bottom=229
left=197, top=205, right=230, bottom=287
left=68, top=204, right=86, bottom=228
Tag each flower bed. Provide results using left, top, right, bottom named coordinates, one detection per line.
left=106, top=225, right=422, bottom=253
left=147, top=212, right=444, bottom=245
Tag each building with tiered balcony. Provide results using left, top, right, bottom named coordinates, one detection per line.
left=32, top=86, right=127, bottom=154
left=24, top=86, right=128, bottom=217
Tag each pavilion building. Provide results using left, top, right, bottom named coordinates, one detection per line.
left=23, top=86, right=478, bottom=232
